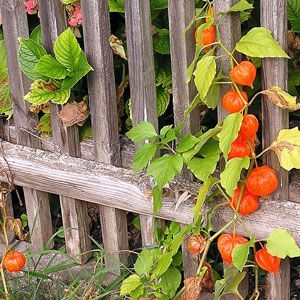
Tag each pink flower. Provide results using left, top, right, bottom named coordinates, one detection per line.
left=24, top=0, right=39, bottom=14
left=68, top=2, right=82, bottom=27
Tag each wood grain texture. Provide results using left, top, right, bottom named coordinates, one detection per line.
left=39, top=0, right=91, bottom=263
left=124, top=0, right=158, bottom=246
left=0, top=141, right=299, bottom=244
left=168, top=0, right=200, bottom=135
left=81, top=0, right=128, bottom=273
left=168, top=0, right=199, bottom=277
left=1, top=0, right=53, bottom=250
left=214, top=0, right=242, bottom=122
left=261, top=1, right=290, bottom=298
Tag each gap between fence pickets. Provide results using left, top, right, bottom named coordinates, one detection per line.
left=0, top=140, right=299, bottom=244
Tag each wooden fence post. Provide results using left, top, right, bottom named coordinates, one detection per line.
left=81, top=0, right=129, bottom=273
left=261, top=1, right=290, bottom=299
left=168, top=0, right=199, bottom=278
left=1, top=0, right=53, bottom=250
left=124, top=0, right=159, bottom=246
left=214, top=0, right=249, bottom=298
left=39, top=0, right=91, bottom=264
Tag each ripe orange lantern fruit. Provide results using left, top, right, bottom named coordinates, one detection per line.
left=228, top=136, right=255, bottom=160
left=3, top=250, right=26, bottom=273
left=187, top=235, right=207, bottom=255
left=230, top=61, right=257, bottom=88
left=229, top=187, right=259, bottom=216
left=246, top=165, right=278, bottom=197
left=195, top=25, right=215, bottom=50
left=239, top=114, right=259, bottom=140
left=217, top=233, right=248, bottom=265
left=255, top=247, right=281, bottom=274
left=221, top=89, right=248, bottom=113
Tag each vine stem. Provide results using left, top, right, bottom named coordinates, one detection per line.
left=173, top=219, right=236, bottom=300
left=1, top=189, right=10, bottom=300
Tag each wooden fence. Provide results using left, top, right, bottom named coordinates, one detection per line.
left=0, top=0, right=299, bottom=299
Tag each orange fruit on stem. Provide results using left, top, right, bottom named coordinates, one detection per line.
left=187, top=235, right=207, bottom=255
left=229, top=187, right=259, bottom=216
left=221, top=89, right=248, bottom=113
left=228, top=136, right=255, bottom=160
left=3, top=250, right=26, bottom=273
left=217, top=233, right=248, bottom=265
left=230, top=61, right=257, bottom=88
left=195, top=25, right=215, bottom=50
left=239, top=114, right=259, bottom=139
left=255, top=247, right=281, bottom=274
left=246, top=165, right=278, bottom=197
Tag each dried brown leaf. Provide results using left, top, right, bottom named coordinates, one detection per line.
left=109, top=35, right=127, bottom=60
left=181, top=276, right=202, bottom=300
left=59, top=101, right=89, bottom=127
left=29, top=103, right=50, bottom=113
left=201, top=263, right=214, bottom=291
left=288, top=31, right=300, bottom=51
left=7, top=218, right=26, bottom=240
left=261, top=86, right=300, bottom=111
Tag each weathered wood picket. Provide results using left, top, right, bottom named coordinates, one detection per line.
left=0, top=0, right=299, bottom=298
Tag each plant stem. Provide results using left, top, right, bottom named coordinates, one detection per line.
left=0, top=189, right=10, bottom=300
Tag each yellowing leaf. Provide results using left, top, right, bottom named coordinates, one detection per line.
left=109, top=35, right=127, bottom=59
left=261, top=86, right=300, bottom=111
left=270, top=127, right=300, bottom=171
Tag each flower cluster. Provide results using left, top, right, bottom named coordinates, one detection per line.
left=67, top=2, right=82, bottom=27
left=24, top=0, right=39, bottom=15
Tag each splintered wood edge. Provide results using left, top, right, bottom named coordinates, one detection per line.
left=0, top=140, right=299, bottom=244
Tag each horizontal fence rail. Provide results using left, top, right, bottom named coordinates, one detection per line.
left=0, top=0, right=298, bottom=297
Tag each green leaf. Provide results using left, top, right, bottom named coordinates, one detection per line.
left=220, top=157, right=250, bottom=196
left=235, top=27, right=289, bottom=58
left=218, top=112, right=243, bottom=158
left=152, top=252, right=173, bottom=277
left=61, top=51, right=93, bottom=90
left=30, top=25, right=42, bottom=44
left=199, top=139, right=221, bottom=157
left=24, top=82, right=70, bottom=105
left=0, top=40, right=7, bottom=70
left=133, top=143, right=157, bottom=173
left=232, top=236, right=255, bottom=271
left=153, top=28, right=170, bottom=54
left=148, top=154, right=183, bottom=189
left=176, top=134, right=199, bottom=152
left=288, top=0, right=300, bottom=32
left=186, top=45, right=202, bottom=84
left=34, top=55, right=71, bottom=79
left=131, top=285, right=145, bottom=300
left=224, top=0, right=253, bottom=13
left=0, top=75, right=12, bottom=114
left=270, top=127, right=300, bottom=171
left=187, top=154, right=220, bottom=182
left=62, top=0, right=78, bottom=3
left=18, top=38, right=47, bottom=80
left=120, top=274, right=141, bottom=296
left=159, top=267, right=181, bottom=298
left=266, top=228, right=300, bottom=258
left=108, top=0, right=124, bottom=12
left=36, top=113, right=52, bottom=135
left=185, top=93, right=202, bottom=116
left=54, top=28, right=82, bottom=70
left=193, top=177, right=218, bottom=225
left=126, top=121, right=158, bottom=143
left=183, top=126, right=222, bottom=162
left=150, top=0, right=168, bottom=9
left=193, top=56, right=216, bottom=100
left=288, top=69, right=300, bottom=95
left=153, top=185, right=163, bottom=214
left=134, top=248, right=154, bottom=276
left=156, top=86, right=170, bottom=116
left=215, top=267, right=246, bottom=299
left=203, top=72, right=223, bottom=109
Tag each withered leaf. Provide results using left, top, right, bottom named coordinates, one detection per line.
left=7, top=218, right=27, bottom=240
left=109, top=35, right=127, bottom=60
left=201, top=263, right=214, bottom=291
left=29, top=103, right=50, bottom=113
left=261, top=86, right=300, bottom=111
left=288, top=32, right=300, bottom=51
left=59, top=101, right=89, bottom=127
